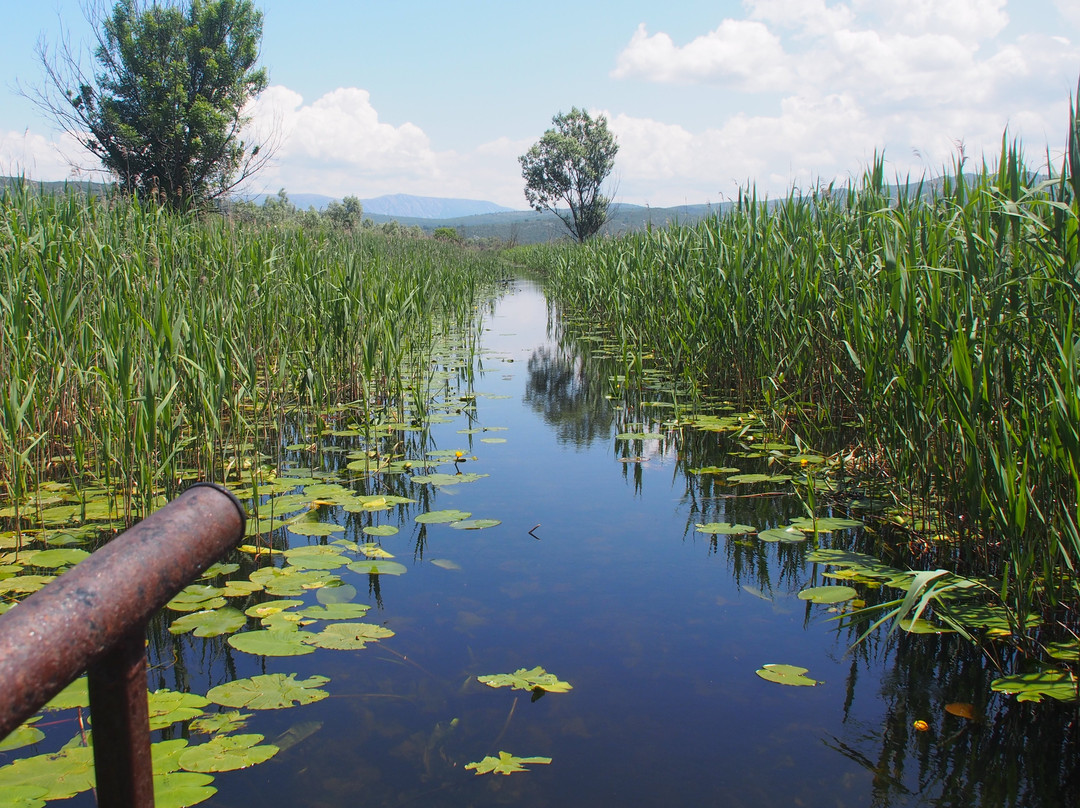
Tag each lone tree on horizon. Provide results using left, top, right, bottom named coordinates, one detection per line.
left=32, top=0, right=272, bottom=208
left=519, top=107, right=618, bottom=242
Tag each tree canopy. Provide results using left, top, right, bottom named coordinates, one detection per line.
left=519, top=108, right=618, bottom=242
left=36, top=0, right=270, bottom=208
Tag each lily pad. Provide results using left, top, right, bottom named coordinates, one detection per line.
left=166, top=585, right=228, bottom=613
left=189, top=712, right=251, bottom=736
left=990, top=669, right=1078, bottom=703
left=478, top=666, right=572, bottom=694
left=430, top=558, right=461, bottom=571
left=450, top=519, right=502, bottom=530
left=755, top=664, right=820, bottom=686
left=362, top=525, right=399, bottom=537
left=798, top=586, right=857, bottom=604
left=347, top=559, right=408, bottom=576
left=299, top=603, right=371, bottom=620
left=695, top=522, right=756, bottom=535
left=303, top=622, right=395, bottom=650
left=409, top=472, right=488, bottom=486
left=43, top=678, right=89, bottom=711
left=788, top=516, right=864, bottom=532
left=153, top=771, right=217, bottom=808
left=148, top=690, right=211, bottom=730
left=758, top=526, right=807, bottom=543
left=0, top=745, right=95, bottom=800
left=169, top=608, right=246, bottom=638
left=244, top=599, right=303, bottom=618
left=0, top=718, right=45, bottom=752
left=357, top=542, right=395, bottom=558
left=465, top=751, right=552, bottom=775
left=415, top=509, right=472, bottom=524
left=23, top=548, right=90, bottom=568
left=316, top=583, right=358, bottom=604
left=227, top=629, right=315, bottom=657
left=178, top=734, right=278, bottom=773
left=207, top=674, right=331, bottom=710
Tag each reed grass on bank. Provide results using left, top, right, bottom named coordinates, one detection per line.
left=0, top=182, right=506, bottom=524
left=530, top=141, right=1080, bottom=630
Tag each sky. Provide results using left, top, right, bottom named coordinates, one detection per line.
left=0, top=0, right=1078, bottom=209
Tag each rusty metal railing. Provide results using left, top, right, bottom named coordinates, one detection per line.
left=0, top=483, right=246, bottom=806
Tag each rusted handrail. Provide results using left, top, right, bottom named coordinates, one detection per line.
left=0, top=483, right=246, bottom=806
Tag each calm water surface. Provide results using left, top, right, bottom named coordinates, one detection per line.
left=142, top=281, right=1079, bottom=807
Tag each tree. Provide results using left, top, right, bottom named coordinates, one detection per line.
left=34, top=0, right=271, bottom=208
left=325, top=195, right=363, bottom=229
left=519, top=107, right=618, bottom=242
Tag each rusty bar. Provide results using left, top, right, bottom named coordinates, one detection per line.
left=0, top=482, right=246, bottom=742
left=88, top=628, right=154, bottom=806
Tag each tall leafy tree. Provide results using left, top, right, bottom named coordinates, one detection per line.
left=36, top=0, right=270, bottom=208
left=519, top=107, right=618, bottom=242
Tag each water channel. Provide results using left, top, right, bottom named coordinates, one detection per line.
left=27, top=279, right=1080, bottom=807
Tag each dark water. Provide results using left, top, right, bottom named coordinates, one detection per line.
left=42, top=281, right=1080, bottom=806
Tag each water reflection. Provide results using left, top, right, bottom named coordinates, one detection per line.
left=523, top=345, right=613, bottom=447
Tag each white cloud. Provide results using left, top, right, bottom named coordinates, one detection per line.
left=0, top=129, right=100, bottom=182
left=865, top=0, right=1009, bottom=43
left=243, top=85, right=532, bottom=207
left=610, top=21, right=793, bottom=90
left=746, top=0, right=856, bottom=36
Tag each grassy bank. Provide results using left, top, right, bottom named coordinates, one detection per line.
left=529, top=141, right=1080, bottom=638
left=0, top=182, right=506, bottom=526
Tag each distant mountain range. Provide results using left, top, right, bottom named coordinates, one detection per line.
left=247, top=191, right=517, bottom=219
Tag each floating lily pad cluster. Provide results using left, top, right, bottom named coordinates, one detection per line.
left=0, top=673, right=331, bottom=806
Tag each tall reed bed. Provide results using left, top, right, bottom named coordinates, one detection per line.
left=536, top=141, right=1080, bottom=633
left=0, top=183, right=505, bottom=525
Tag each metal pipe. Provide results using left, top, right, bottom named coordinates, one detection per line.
left=0, top=482, right=246, bottom=744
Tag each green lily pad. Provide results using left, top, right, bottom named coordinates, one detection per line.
left=615, top=432, right=665, bottom=440
left=1047, top=640, right=1080, bottom=662
left=303, top=622, right=395, bottom=650
left=465, top=751, right=552, bottom=775
left=695, top=522, right=756, bottom=535
left=347, top=560, right=408, bottom=576
left=153, top=771, right=217, bottom=808
left=148, top=690, right=211, bottom=730
left=409, top=472, right=488, bottom=486
left=166, top=585, right=228, bottom=613
left=244, top=599, right=303, bottom=619
left=0, top=745, right=95, bottom=800
left=362, top=525, right=399, bottom=537
left=207, top=674, right=331, bottom=710
left=415, top=509, right=472, bottom=524
left=299, top=603, right=371, bottom=620
left=727, top=473, right=792, bottom=484
left=788, top=517, right=864, bottom=532
left=43, top=677, right=89, bottom=711
left=151, top=739, right=190, bottom=775
left=478, top=666, right=572, bottom=693
left=798, top=586, right=857, bottom=604
left=316, top=583, right=358, bottom=604
left=990, top=669, right=1078, bottom=703
left=248, top=566, right=339, bottom=596
left=755, top=664, right=820, bottom=686
left=0, top=718, right=45, bottom=752
left=189, top=712, right=251, bottom=736
left=688, top=466, right=741, bottom=475
left=178, top=734, right=278, bottom=773
left=169, top=608, right=247, bottom=638
left=758, top=526, right=807, bottom=543
left=450, top=519, right=501, bottom=530
left=23, top=548, right=90, bottom=568
left=227, top=629, right=315, bottom=657
left=285, top=515, right=345, bottom=537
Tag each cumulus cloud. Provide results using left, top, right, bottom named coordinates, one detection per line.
left=610, top=21, right=793, bottom=90
left=0, top=129, right=100, bottom=183
left=605, top=0, right=1079, bottom=204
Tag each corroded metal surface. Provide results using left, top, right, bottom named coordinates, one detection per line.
left=0, top=482, right=245, bottom=743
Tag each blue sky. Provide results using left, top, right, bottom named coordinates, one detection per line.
left=1, top=0, right=1078, bottom=208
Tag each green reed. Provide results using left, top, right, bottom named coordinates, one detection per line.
left=0, top=183, right=505, bottom=524
left=531, top=137, right=1080, bottom=637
